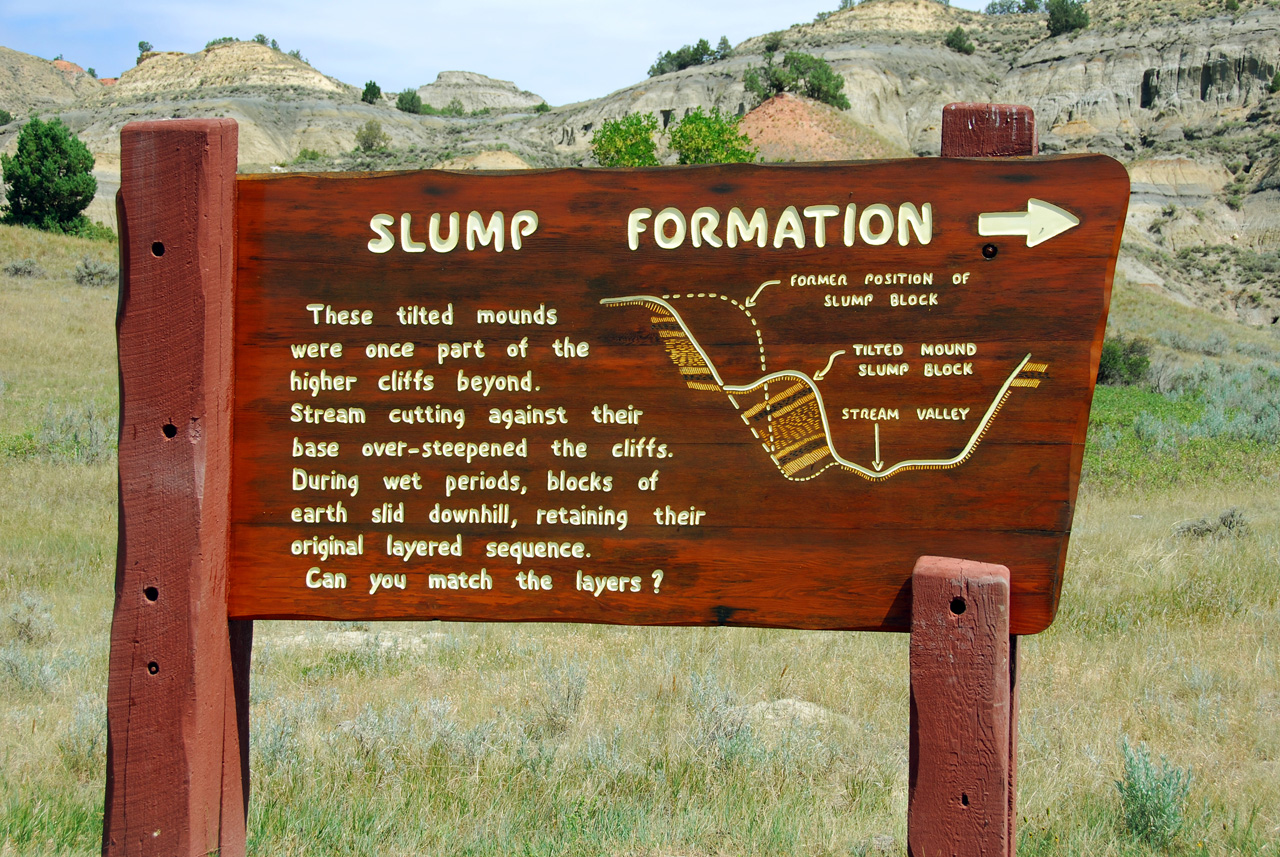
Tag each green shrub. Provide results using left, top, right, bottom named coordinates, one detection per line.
left=73, top=256, right=116, bottom=287
left=590, top=113, right=660, bottom=167
left=361, top=80, right=381, bottom=104
left=0, top=117, right=97, bottom=235
left=137, top=40, right=152, bottom=55
left=1116, top=738, right=1191, bottom=849
left=1225, top=0, right=1240, bottom=10
left=354, top=119, right=389, bottom=152
left=986, top=0, right=1042, bottom=11
left=668, top=107, right=758, bottom=165
left=205, top=36, right=236, bottom=48
left=70, top=220, right=115, bottom=241
left=292, top=148, right=323, bottom=164
left=648, top=36, right=731, bottom=77
left=533, top=102, right=551, bottom=113
left=1270, top=71, right=1280, bottom=94
left=1046, top=0, right=1088, bottom=35
left=1096, top=335, right=1151, bottom=385
left=421, top=98, right=465, bottom=117
left=395, top=89, right=422, bottom=114
left=0, top=109, right=12, bottom=125
left=744, top=51, right=850, bottom=110
left=944, top=26, right=976, bottom=54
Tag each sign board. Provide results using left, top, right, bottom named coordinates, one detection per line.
left=229, top=156, right=1128, bottom=634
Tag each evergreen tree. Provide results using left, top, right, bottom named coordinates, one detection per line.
left=744, top=51, right=850, bottom=110
left=0, top=117, right=97, bottom=234
left=1046, top=0, right=1089, bottom=35
left=396, top=89, right=423, bottom=114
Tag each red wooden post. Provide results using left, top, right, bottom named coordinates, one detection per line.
left=940, top=102, right=1038, bottom=159
left=908, top=557, right=1012, bottom=856
left=906, top=102, right=1037, bottom=857
left=104, top=118, right=250, bottom=857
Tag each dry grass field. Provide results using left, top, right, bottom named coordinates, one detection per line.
left=1, top=222, right=1277, bottom=855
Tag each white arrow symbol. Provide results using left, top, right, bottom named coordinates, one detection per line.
left=813, top=350, right=845, bottom=382
left=745, top=279, right=779, bottom=308
left=872, top=422, right=884, bottom=471
left=978, top=198, right=1080, bottom=248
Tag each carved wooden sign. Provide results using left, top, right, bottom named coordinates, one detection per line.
left=229, top=156, right=1128, bottom=634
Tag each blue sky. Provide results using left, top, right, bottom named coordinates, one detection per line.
left=1, top=0, right=987, bottom=106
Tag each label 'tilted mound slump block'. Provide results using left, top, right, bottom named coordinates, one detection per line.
left=228, top=155, right=1129, bottom=634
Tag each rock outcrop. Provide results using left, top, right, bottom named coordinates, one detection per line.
left=416, top=71, right=545, bottom=113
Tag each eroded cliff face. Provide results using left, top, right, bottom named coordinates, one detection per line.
left=2, top=0, right=1277, bottom=326
left=999, top=7, right=1280, bottom=153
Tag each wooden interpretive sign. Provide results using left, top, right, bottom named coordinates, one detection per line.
left=228, top=155, right=1128, bottom=634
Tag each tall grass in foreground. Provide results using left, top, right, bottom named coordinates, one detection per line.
left=2, top=226, right=1278, bottom=854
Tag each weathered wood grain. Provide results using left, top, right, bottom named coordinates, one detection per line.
left=229, top=154, right=1127, bottom=634
left=908, top=556, right=1012, bottom=857
left=104, top=118, right=249, bottom=857
left=942, top=102, right=1038, bottom=159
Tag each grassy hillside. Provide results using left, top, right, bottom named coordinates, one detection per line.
left=1, top=223, right=1277, bottom=855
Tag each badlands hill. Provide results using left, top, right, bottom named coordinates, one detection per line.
left=1, top=0, right=1279, bottom=326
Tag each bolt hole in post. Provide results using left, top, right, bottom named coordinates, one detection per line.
left=144, top=586, right=158, bottom=602
left=147, top=662, right=160, bottom=675
left=950, top=597, right=967, bottom=615
left=162, top=423, right=177, bottom=438
left=151, top=241, right=165, bottom=257
left=961, top=793, right=970, bottom=807
left=982, top=243, right=998, bottom=259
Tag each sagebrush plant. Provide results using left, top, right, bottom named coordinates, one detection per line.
left=4, top=258, right=44, bottom=278
left=1116, top=738, right=1192, bottom=848
left=73, top=255, right=116, bottom=287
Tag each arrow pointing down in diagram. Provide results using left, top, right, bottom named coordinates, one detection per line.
left=978, top=198, right=1080, bottom=247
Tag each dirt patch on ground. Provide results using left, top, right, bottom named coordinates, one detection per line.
left=741, top=93, right=910, bottom=162
left=432, top=150, right=532, bottom=170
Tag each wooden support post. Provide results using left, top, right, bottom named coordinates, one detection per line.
left=906, top=102, right=1037, bottom=857
left=908, top=557, right=1012, bottom=856
left=104, top=118, right=249, bottom=857
left=940, top=102, right=1038, bottom=159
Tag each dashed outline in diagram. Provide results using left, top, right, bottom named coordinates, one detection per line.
left=601, top=285, right=1048, bottom=482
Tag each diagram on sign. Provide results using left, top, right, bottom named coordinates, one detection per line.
left=602, top=289, right=1050, bottom=482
